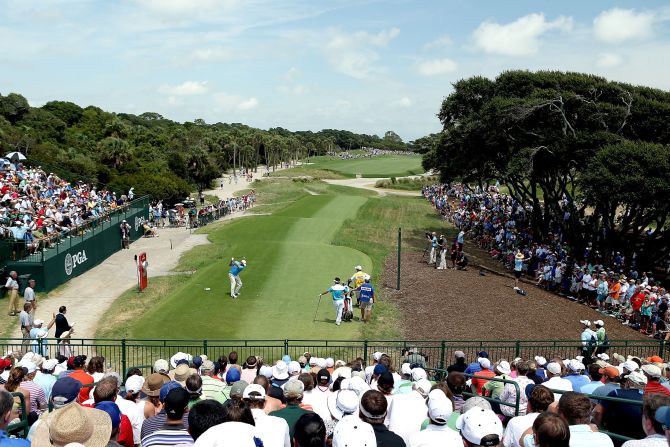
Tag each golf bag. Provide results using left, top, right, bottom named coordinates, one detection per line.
left=342, top=294, right=354, bottom=322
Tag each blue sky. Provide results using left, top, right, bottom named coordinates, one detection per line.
left=1, top=0, right=669, bottom=140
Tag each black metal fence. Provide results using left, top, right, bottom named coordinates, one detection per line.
left=2, top=338, right=666, bottom=376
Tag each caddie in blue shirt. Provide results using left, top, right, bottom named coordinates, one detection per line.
left=228, top=258, right=247, bottom=298
left=356, top=277, right=375, bottom=323
left=319, top=277, right=349, bottom=326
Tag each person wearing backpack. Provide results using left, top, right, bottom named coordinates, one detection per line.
left=594, top=320, right=609, bottom=354
left=579, top=320, right=597, bottom=360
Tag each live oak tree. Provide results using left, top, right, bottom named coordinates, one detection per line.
left=423, top=70, right=670, bottom=267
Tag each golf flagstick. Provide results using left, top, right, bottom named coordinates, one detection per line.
left=313, top=294, right=323, bottom=322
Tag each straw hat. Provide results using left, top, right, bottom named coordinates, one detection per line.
left=142, top=373, right=170, bottom=397
left=33, top=403, right=111, bottom=447
left=515, top=252, right=524, bottom=260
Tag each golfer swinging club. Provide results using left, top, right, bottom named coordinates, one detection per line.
left=318, top=277, right=349, bottom=326
left=228, top=257, right=246, bottom=298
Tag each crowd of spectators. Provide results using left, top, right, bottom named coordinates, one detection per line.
left=148, top=192, right=256, bottom=231
left=327, top=148, right=419, bottom=159
left=0, top=163, right=134, bottom=255
left=3, top=346, right=670, bottom=446
left=422, top=183, right=670, bottom=339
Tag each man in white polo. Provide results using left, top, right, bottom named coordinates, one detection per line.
left=23, top=279, right=37, bottom=317
left=243, top=384, right=290, bottom=447
left=5, top=271, right=19, bottom=316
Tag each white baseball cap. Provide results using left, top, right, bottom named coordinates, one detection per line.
left=496, top=361, right=511, bottom=375
left=325, top=358, right=334, bottom=368
left=627, top=371, right=648, bottom=386
left=623, top=360, right=640, bottom=372
left=568, top=359, right=585, bottom=372
left=42, top=359, right=58, bottom=371
left=401, top=363, right=412, bottom=375
left=242, top=384, right=266, bottom=400
left=457, top=408, right=503, bottom=446
left=154, top=359, right=169, bottom=374
left=428, top=390, right=453, bottom=424
left=546, top=362, right=562, bottom=375
left=642, top=364, right=662, bottom=379
left=372, top=352, right=384, bottom=361
left=412, top=368, right=427, bottom=381
left=288, top=361, right=301, bottom=375
left=327, top=389, right=359, bottom=420
left=241, top=260, right=247, bottom=266
left=534, top=356, right=547, bottom=366
left=355, top=265, right=363, bottom=271
left=259, top=365, right=273, bottom=378
left=415, top=378, right=432, bottom=397
left=19, top=360, right=36, bottom=374
left=125, top=375, right=145, bottom=394
left=479, top=358, right=492, bottom=370
left=332, top=415, right=376, bottom=447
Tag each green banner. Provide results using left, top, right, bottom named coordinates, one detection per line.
left=4, top=198, right=149, bottom=292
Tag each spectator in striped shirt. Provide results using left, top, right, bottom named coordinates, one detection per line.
left=200, top=360, right=226, bottom=403
left=18, top=360, right=46, bottom=416
left=141, top=381, right=190, bottom=440
left=141, top=387, right=193, bottom=447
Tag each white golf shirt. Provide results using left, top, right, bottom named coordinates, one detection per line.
left=251, top=408, right=290, bottom=447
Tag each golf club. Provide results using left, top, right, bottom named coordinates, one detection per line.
left=313, top=294, right=323, bottom=323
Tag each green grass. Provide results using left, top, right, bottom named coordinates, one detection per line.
left=302, top=155, right=424, bottom=178
left=269, top=167, right=347, bottom=180
left=375, top=176, right=439, bottom=191
left=96, top=178, right=450, bottom=341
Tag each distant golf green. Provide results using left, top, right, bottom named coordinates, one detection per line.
left=123, top=192, right=372, bottom=340
left=306, top=155, right=424, bottom=178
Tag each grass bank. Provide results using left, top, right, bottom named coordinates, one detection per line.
left=375, top=176, right=439, bottom=191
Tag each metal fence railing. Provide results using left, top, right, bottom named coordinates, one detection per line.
left=2, top=338, right=667, bottom=378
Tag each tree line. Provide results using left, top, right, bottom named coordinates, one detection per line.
left=422, top=70, right=670, bottom=270
left=0, top=93, right=413, bottom=202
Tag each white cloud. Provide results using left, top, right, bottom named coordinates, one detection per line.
left=284, top=67, right=301, bottom=81
left=279, top=85, right=308, bottom=95
left=215, top=93, right=258, bottom=111
left=158, top=81, right=209, bottom=95
left=473, top=13, right=573, bottom=56
left=424, top=35, right=453, bottom=49
left=416, top=58, right=458, bottom=76
left=237, top=97, right=258, bottom=110
left=393, top=97, right=412, bottom=107
left=326, top=27, right=400, bottom=79
left=191, top=47, right=232, bottom=61
left=593, top=8, right=655, bottom=43
left=597, top=52, right=623, bottom=68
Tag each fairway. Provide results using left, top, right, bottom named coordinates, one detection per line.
left=125, top=192, right=372, bottom=340
left=307, top=155, right=423, bottom=178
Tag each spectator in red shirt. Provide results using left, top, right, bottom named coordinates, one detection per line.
left=68, top=355, right=94, bottom=402
left=641, top=365, right=670, bottom=397
left=471, top=358, right=496, bottom=396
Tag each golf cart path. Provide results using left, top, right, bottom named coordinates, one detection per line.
left=10, top=165, right=297, bottom=339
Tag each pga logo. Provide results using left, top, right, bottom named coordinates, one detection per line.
left=64, top=250, right=88, bottom=276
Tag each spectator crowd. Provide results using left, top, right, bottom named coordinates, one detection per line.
left=327, top=148, right=420, bottom=159
left=422, top=184, right=670, bottom=340
left=1, top=164, right=135, bottom=255
left=148, top=192, right=256, bottom=231
left=3, top=345, right=670, bottom=446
